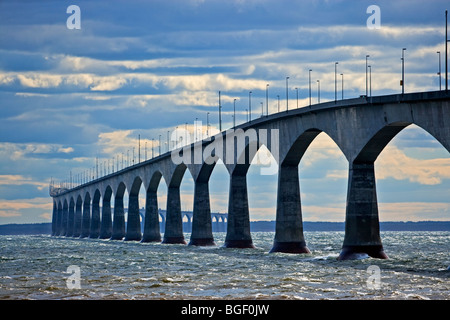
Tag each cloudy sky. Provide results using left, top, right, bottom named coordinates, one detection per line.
left=0, top=0, right=449, bottom=224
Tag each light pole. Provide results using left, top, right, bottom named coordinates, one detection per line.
left=402, top=48, right=406, bottom=95
left=368, top=65, right=372, bottom=97
left=260, top=102, right=263, bottom=117
left=233, top=99, right=236, bottom=128
left=295, top=87, right=298, bottom=108
left=286, top=76, right=289, bottom=111
left=158, top=135, right=161, bottom=156
left=218, top=91, right=222, bottom=131
left=366, top=55, right=370, bottom=96
left=309, top=69, right=312, bottom=106
left=437, top=51, right=442, bottom=91
left=341, top=73, right=344, bottom=100
left=446, top=10, right=448, bottom=91
left=266, top=84, right=269, bottom=116
left=277, top=95, right=280, bottom=112
left=207, top=112, right=210, bottom=135
left=249, top=91, right=252, bottom=121
left=335, top=62, right=338, bottom=102
left=317, top=80, right=320, bottom=103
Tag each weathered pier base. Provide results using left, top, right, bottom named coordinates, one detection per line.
left=162, top=186, right=187, bottom=244
left=189, top=180, right=215, bottom=246
left=338, top=162, right=388, bottom=260
left=224, top=173, right=254, bottom=248
left=270, top=165, right=310, bottom=254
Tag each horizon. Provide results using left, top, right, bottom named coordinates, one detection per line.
left=0, top=1, right=449, bottom=225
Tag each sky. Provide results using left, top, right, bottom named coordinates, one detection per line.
left=0, top=0, right=449, bottom=224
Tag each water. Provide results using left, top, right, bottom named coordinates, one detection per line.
left=0, top=232, right=448, bottom=300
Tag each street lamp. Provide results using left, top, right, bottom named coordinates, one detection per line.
left=249, top=91, right=252, bottom=121
left=207, top=112, right=210, bottom=135
left=233, top=99, right=236, bottom=128
left=401, top=48, right=406, bottom=95
left=340, top=73, right=344, bottom=100
left=366, top=55, right=370, bottom=96
left=368, top=65, right=372, bottom=97
left=309, top=69, right=312, bottom=106
left=335, top=62, right=338, bottom=102
left=437, top=51, right=442, bottom=91
left=286, top=76, right=289, bottom=111
left=266, top=84, right=269, bottom=116
left=317, top=80, right=320, bottom=103
left=218, top=91, right=222, bottom=131
left=261, top=102, right=263, bottom=117
left=295, top=87, right=299, bottom=108
left=158, top=135, right=161, bottom=156
left=277, top=95, right=280, bottom=112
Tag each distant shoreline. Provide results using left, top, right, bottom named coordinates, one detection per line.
left=0, top=221, right=449, bottom=235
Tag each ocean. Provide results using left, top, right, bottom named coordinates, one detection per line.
left=0, top=231, right=449, bottom=300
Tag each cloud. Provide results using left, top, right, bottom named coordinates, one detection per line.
left=376, top=145, right=450, bottom=185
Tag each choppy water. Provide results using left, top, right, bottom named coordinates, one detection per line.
left=0, top=232, right=449, bottom=300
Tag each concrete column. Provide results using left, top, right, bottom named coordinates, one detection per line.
left=99, top=199, right=112, bottom=239
left=66, top=202, right=75, bottom=237
left=125, top=194, right=142, bottom=241
left=224, top=173, right=254, bottom=248
left=270, top=165, right=310, bottom=254
left=73, top=202, right=82, bottom=237
left=55, top=204, right=62, bottom=236
left=162, top=186, right=186, bottom=244
left=189, top=180, right=215, bottom=246
left=80, top=200, right=90, bottom=238
left=111, top=196, right=125, bottom=240
left=338, top=162, right=388, bottom=260
left=61, top=204, right=68, bottom=236
left=141, top=190, right=161, bottom=242
left=51, top=201, right=57, bottom=236
left=89, top=199, right=100, bottom=238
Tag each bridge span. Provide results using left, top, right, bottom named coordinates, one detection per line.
left=50, top=91, right=450, bottom=260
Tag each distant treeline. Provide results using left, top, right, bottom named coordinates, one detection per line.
left=250, top=221, right=450, bottom=232
left=0, top=221, right=449, bottom=235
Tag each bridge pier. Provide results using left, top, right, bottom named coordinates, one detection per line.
left=73, top=200, right=82, bottom=237
left=141, top=190, right=161, bottom=242
left=224, top=173, right=254, bottom=248
left=61, top=202, right=68, bottom=236
left=80, top=197, right=90, bottom=238
left=162, top=186, right=187, bottom=244
left=189, top=180, right=215, bottom=246
left=54, top=204, right=62, bottom=236
left=99, top=198, right=112, bottom=239
left=89, top=197, right=101, bottom=238
left=66, top=201, right=75, bottom=237
left=125, top=194, right=142, bottom=241
left=51, top=202, right=57, bottom=236
left=111, top=196, right=125, bottom=240
left=270, top=165, right=310, bottom=254
left=338, top=162, right=388, bottom=260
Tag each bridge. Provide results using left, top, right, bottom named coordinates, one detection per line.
left=50, top=90, right=450, bottom=260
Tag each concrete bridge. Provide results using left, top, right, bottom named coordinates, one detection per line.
left=50, top=91, right=450, bottom=260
